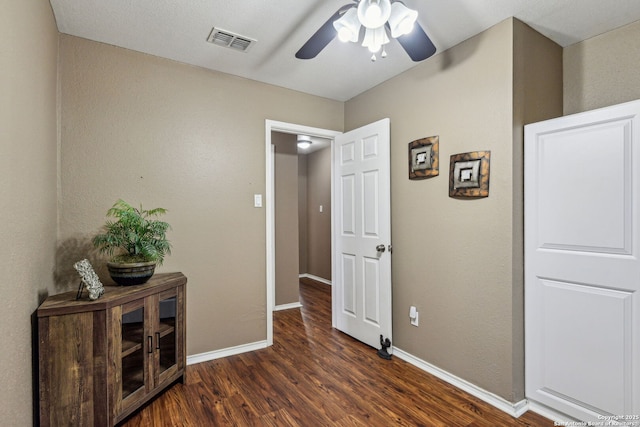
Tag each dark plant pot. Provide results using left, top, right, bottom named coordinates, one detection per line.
left=107, top=261, right=156, bottom=286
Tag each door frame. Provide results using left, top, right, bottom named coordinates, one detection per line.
left=265, top=120, right=342, bottom=345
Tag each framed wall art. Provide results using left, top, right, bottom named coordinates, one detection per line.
left=449, top=151, right=491, bottom=198
left=409, top=136, right=439, bottom=179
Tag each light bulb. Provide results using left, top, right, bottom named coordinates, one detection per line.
left=338, top=28, right=353, bottom=42
left=333, top=7, right=361, bottom=43
left=398, top=18, right=414, bottom=35
left=389, top=2, right=418, bottom=38
left=365, top=4, right=381, bottom=22
left=357, top=0, right=392, bottom=29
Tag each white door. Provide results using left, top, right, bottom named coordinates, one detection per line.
left=333, top=118, right=392, bottom=350
left=525, top=100, right=640, bottom=421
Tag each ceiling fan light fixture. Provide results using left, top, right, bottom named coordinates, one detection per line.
left=357, top=0, right=392, bottom=29
left=333, top=7, right=361, bottom=43
left=295, top=0, right=435, bottom=63
left=388, top=2, right=418, bottom=38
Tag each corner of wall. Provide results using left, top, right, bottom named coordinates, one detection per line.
left=511, top=18, right=563, bottom=401
left=56, top=33, right=63, bottom=243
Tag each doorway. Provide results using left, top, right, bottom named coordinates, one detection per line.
left=272, top=131, right=332, bottom=309
left=265, top=120, right=341, bottom=345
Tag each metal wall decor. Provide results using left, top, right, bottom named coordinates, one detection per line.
left=408, top=136, right=439, bottom=179
left=449, top=151, right=491, bottom=198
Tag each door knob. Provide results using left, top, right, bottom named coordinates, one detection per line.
left=376, top=244, right=386, bottom=253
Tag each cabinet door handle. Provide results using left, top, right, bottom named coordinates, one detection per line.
left=155, top=332, right=160, bottom=350
left=147, top=336, right=153, bottom=354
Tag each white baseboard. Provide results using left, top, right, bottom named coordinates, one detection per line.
left=527, top=401, right=576, bottom=424
left=393, top=347, right=529, bottom=418
left=187, top=340, right=268, bottom=365
left=299, top=273, right=332, bottom=286
left=274, top=302, right=303, bottom=311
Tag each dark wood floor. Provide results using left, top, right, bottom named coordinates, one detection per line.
left=122, top=278, right=553, bottom=426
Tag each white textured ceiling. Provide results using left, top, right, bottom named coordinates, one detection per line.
left=49, top=0, right=640, bottom=102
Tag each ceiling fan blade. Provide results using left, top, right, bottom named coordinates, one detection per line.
left=296, top=5, right=353, bottom=60
left=396, top=22, right=436, bottom=62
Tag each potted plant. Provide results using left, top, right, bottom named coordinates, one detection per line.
left=93, top=199, right=171, bottom=285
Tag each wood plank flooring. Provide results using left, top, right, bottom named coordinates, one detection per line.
left=122, top=278, right=553, bottom=426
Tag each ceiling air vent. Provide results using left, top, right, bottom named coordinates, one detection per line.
left=207, top=28, right=256, bottom=53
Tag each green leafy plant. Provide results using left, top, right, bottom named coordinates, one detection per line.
left=93, top=199, right=172, bottom=265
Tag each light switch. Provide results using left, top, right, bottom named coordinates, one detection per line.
left=319, top=205, right=323, bottom=213
left=409, top=306, right=419, bottom=327
left=254, top=194, right=262, bottom=208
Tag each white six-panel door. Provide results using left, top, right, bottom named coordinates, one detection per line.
left=333, top=118, right=392, bottom=350
left=525, top=100, right=640, bottom=421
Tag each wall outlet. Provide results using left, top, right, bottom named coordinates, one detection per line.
left=254, top=194, right=262, bottom=208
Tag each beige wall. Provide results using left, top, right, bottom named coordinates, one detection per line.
left=57, top=35, right=343, bottom=355
left=273, top=132, right=301, bottom=306
left=345, top=18, right=561, bottom=401
left=305, top=147, right=332, bottom=280
left=564, top=19, right=640, bottom=115
left=0, top=1, right=59, bottom=425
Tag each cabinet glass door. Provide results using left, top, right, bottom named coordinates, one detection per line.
left=121, top=303, right=145, bottom=400
left=157, top=294, right=177, bottom=379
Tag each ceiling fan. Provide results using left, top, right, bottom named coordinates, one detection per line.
left=296, top=0, right=436, bottom=62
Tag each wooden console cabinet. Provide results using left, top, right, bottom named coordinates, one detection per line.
left=38, top=272, right=187, bottom=426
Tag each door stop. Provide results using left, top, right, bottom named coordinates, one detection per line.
left=377, top=335, right=392, bottom=360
